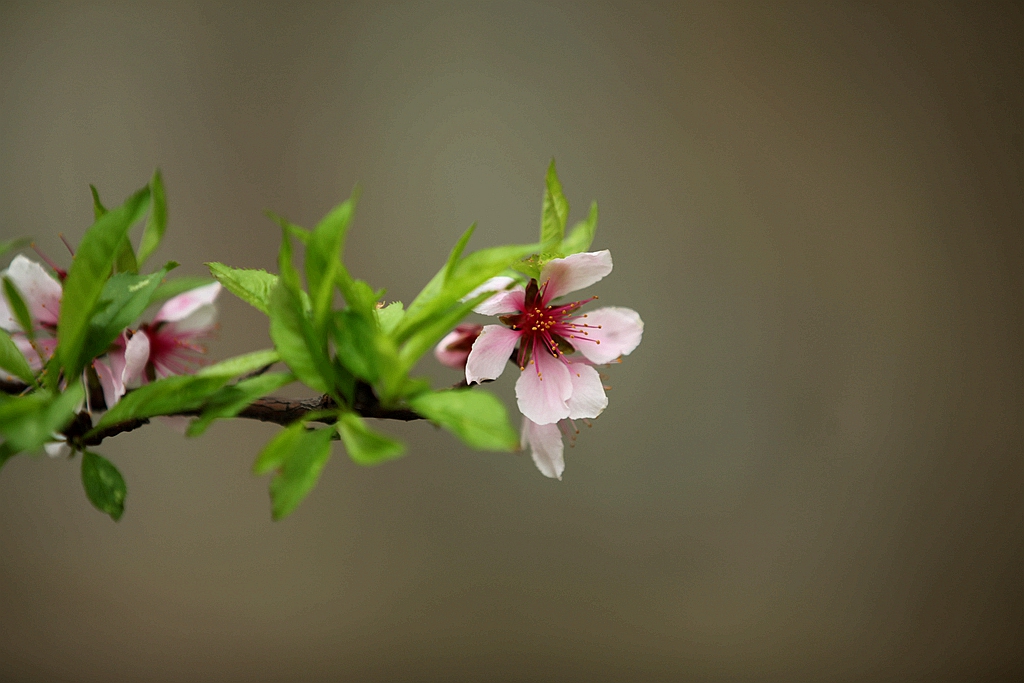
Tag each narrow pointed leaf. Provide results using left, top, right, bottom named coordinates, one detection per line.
left=560, top=201, right=598, bottom=255
left=137, top=169, right=167, bottom=266
left=0, top=327, right=35, bottom=384
left=82, top=265, right=174, bottom=362
left=540, top=159, right=569, bottom=246
left=259, top=424, right=335, bottom=520
left=338, top=412, right=405, bottom=465
left=81, top=451, right=127, bottom=521
left=187, top=371, right=294, bottom=437
left=306, top=196, right=356, bottom=332
left=2, top=277, right=34, bottom=342
left=269, top=281, right=330, bottom=394
left=89, top=184, right=107, bottom=219
left=58, top=185, right=151, bottom=378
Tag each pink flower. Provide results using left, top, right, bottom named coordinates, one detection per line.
left=137, top=281, right=222, bottom=380
left=92, top=282, right=221, bottom=407
left=465, top=250, right=643, bottom=426
left=434, top=323, right=483, bottom=369
left=0, top=255, right=62, bottom=378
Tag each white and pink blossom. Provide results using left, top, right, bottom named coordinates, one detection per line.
left=465, top=250, right=643, bottom=427
left=0, top=255, right=62, bottom=378
left=136, top=281, right=222, bottom=381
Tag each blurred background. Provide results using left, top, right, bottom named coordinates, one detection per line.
left=0, top=2, right=1020, bottom=681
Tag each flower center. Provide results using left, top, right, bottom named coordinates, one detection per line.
left=501, top=278, right=601, bottom=370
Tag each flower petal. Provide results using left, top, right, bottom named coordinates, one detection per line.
left=2, top=255, right=63, bottom=328
left=155, top=282, right=222, bottom=323
left=465, top=325, right=520, bottom=384
left=465, top=276, right=525, bottom=315
left=566, top=362, right=608, bottom=419
left=521, top=417, right=564, bottom=480
left=167, top=304, right=217, bottom=335
left=540, top=250, right=612, bottom=301
left=434, top=324, right=481, bottom=369
left=514, top=350, right=571, bottom=424
left=122, top=331, right=150, bottom=387
left=573, top=306, right=644, bottom=365
left=43, top=440, right=70, bottom=458
left=93, top=358, right=121, bottom=410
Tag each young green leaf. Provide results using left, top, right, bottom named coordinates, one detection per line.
left=257, top=423, right=335, bottom=520
left=376, top=301, right=404, bottom=336
left=2, top=277, right=34, bottom=343
left=560, top=201, right=598, bottom=256
left=268, top=281, right=331, bottom=395
left=395, top=241, right=540, bottom=344
left=137, top=169, right=167, bottom=266
left=89, top=184, right=107, bottom=219
left=540, top=159, right=569, bottom=247
left=265, top=210, right=310, bottom=245
left=82, top=265, right=174, bottom=362
left=187, top=371, right=295, bottom=437
left=0, top=327, right=35, bottom=384
left=58, top=184, right=151, bottom=379
left=113, top=235, right=139, bottom=274
left=81, top=451, right=127, bottom=521
left=306, top=196, right=356, bottom=333
left=396, top=291, right=489, bottom=376
left=409, top=388, right=519, bottom=451
left=90, top=374, right=226, bottom=430
left=332, top=309, right=380, bottom=383
left=207, top=263, right=278, bottom=314
left=0, top=382, right=84, bottom=453
left=337, top=412, right=405, bottom=465
left=196, top=348, right=280, bottom=378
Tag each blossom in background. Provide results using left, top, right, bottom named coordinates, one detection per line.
left=137, top=281, right=221, bottom=380
left=465, top=250, right=643, bottom=426
left=93, top=281, right=222, bottom=407
left=434, top=323, right=483, bottom=369
left=0, top=255, right=61, bottom=377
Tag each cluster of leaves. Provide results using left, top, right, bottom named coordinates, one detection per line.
left=0, top=160, right=600, bottom=521
left=0, top=172, right=215, bottom=518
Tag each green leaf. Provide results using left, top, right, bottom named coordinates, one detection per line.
left=306, top=196, right=356, bottom=333
left=137, top=169, right=167, bottom=266
left=89, top=184, right=107, bottom=219
left=58, top=184, right=151, bottom=379
left=268, top=281, right=331, bottom=395
left=265, top=210, right=310, bottom=245
left=207, top=263, right=278, bottom=315
left=338, top=412, right=405, bottom=465
left=113, top=235, right=139, bottom=274
left=540, top=159, right=569, bottom=246
left=256, top=423, right=335, bottom=520
left=396, top=241, right=540, bottom=344
left=0, top=237, right=30, bottom=257
left=560, top=201, right=598, bottom=255
left=2, top=277, right=34, bottom=343
left=397, top=290, right=489, bottom=376
left=332, top=309, right=380, bottom=382
left=81, top=451, right=127, bottom=521
left=0, top=382, right=84, bottom=453
left=82, top=265, right=174, bottom=362
left=151, top=275, right=216, bottom=303
left=376, top=301, right=404, bottom=336
left=196, top=348, right=280, bottom=378
left=187, top=371, right=294, bottom=437
left=409, top=388, right=519, bottom=451
left=445, top=223, right=476, bottom=284
left=0, top=327, right=35, bottom=384
left=91, top=374, right=226, bottom=430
